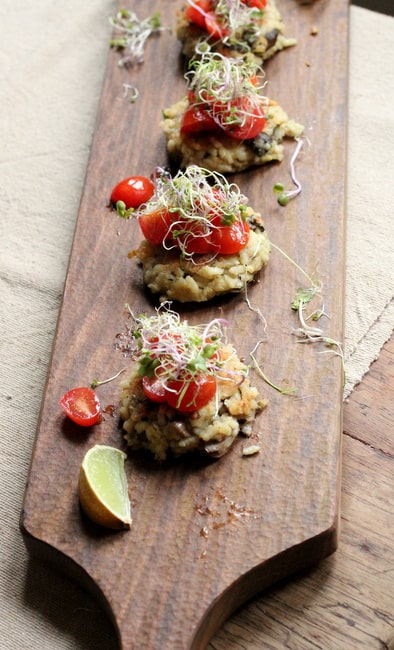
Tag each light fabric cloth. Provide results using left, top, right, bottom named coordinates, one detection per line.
left=0, top=1, right=393, bottom=648
left=344, top=7, right=394, bottom=397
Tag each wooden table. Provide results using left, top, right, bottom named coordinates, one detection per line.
left=207, top=335, right=393, bottom=649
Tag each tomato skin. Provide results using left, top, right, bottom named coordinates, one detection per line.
left=181, top=96, right=266, bottom=141
left=185, top=0, right=211, bottom=28
left=204, top=11, right=229, bottom=39
left=209, top=214, right=250, bottom=254
left=214, top=97, right=266, bottom=140
left=59, top=387, right=101, bottom=427
left=141, top=376, right=167, bottom=403
left=138, top=208, right=174, bottom=245
left=180, top=105, right=218, bottom=136
left=166, top=375, right=217, bottom=413
left=243, top=0, right=267, bottom=9
left=139, top=196, right=250, bottom=255
left=186, top=0, right=266, bottom=32
left=110, top=176, right=154, bottom=210
left=142, top=373, right=216, bottom=413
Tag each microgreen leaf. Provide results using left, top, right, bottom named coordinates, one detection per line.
left=273, top=138, right=304, bottom=206
left=115, top=200, right=134, bottom=219
left=109, top=9, right=167, bottom=67
left=291, top=287, right=315, bottom=310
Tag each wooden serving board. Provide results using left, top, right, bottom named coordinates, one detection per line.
left=21, top=1, right=349, bottom=648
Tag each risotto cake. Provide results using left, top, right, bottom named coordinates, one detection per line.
left=131, top=165, right=271, bottom=303
left=176, top=0, right=296, bottom=64
left=119, top=307, right=267, bottom=460
left=161, top=53, right=303, bottom=174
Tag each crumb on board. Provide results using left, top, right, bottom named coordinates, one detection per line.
left=242, top=444, right=261, bottom=457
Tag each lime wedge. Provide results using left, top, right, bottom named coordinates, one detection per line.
left=78, top=445, right=132, bottom=530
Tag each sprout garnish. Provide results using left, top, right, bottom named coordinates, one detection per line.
left=115, top=200, right=134, bottom=220
left=109, top=9, right=166, bottom=67
left=124, top=303, right=246, bottom=390
left=186, top=52, right=267, bottom=130
left=250, top=340, right=296, bottom=394
left=137, top=165, right=249, bottom=259
left=90, top=368, right=127, bottom=390
left=188, top=0, right=265, bottom=53
left=273, top=138, right=304, bottom=206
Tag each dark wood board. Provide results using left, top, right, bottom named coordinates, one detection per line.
left=21, top=1, right=349, bottom=648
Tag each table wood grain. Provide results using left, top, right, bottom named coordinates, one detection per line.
left=208, top=334, right=394, bottom=650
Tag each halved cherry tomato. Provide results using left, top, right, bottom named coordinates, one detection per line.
left=186, top=0, right=266, bottom=32
left=142, top=373, right=216, bottom=412
left=138, top=208, right=175, bottom=245
left=59, top=387, right=101, bottom=427
left=243, top=0, right=267, bottom=9
left=185, top=0, right=212, bottom=28
left=139, top=200, right=250, bottom=255
left=166, top=375, right=217, bottom=412
left=141, top=376, right=167, bottom=403
left=208, top=214, right=250, bottom=254
left=180, top=105, right=218, bottom=136
left=181, top=96, right=266, bottom=141
left=110, top=176, right=154, bottom=210
left=174, top=212, right=250, bottom=255
left=213, top=96, right=266, bottom=140
left=204, top=11, right=229, bottom=39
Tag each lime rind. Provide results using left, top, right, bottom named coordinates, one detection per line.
left=79, top=445, right=132, bottom=530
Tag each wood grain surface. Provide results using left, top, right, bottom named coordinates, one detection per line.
left=20, top=1, right=349, bottom=648
left=208, top=335, right=394, bottom=649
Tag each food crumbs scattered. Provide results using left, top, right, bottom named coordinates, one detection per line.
left=242, top=445, right=261, bottom=456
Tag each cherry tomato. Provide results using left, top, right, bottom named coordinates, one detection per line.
left=174, top=210, right=250, bottom=255
left=182, top=96, right=266, bottom=141
left=185, top=0, right=212, bottom=28
left=139, top=198, right=250, bottom=255
left=138, top=209, right=175, bottom=245
left=110, top=176, right=154, bottom=210
left=141, top=376, right=167, bottom=403
left=243, top=0, right=267, bottom=9
left=204, top=11, right=229, bottom=39
left=216, top=97, right=266, bottom=140
left=209, top=214, right=250, bottom=254
left=166, top=375, right=217, bottom=413
left=59, top=387, right=101, bottom=427
left=180, top=105, right=218, bottom=136
left=175, top=225, right=216, bottom=255
left=142, top=373, right=216, bottom=412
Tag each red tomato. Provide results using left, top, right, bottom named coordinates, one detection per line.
left=217, top=97, right=266, bottom=140
left=180, top=105, right=218, bottom=136
left=204, top=11, right=229, bottom=39
left=138, top=209, right=174, bottom=245
left=185, top=0, right=212, bottom=28
left=175, top=226, right=216, bottom=255
left=175, top=213, right=250, bottom=255
left=182, top=96, right=266, bottom=141
left=165, top=375, right=217, bottom=413
left=209, top=214, right=250, bottom=254
left=243, top=0, right=267, bottom=8
left=59, top=387, right=101, bottom=427
left=110, top=176, right=154, bottom=209
left=141, top=376, right=167, bottom=403
left=142, top=373, right=216, bottom=412
left=139, top=205, right=250, bottom=255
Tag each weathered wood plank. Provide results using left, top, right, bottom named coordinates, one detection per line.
left=209, top=336, right=394, bottom=649
left=21, top=1, right=349, bottom=647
